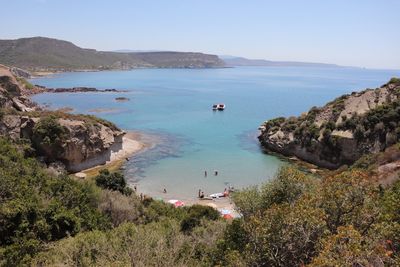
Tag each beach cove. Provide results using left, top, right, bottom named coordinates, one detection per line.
left=30, top=66, right=400, bottom=204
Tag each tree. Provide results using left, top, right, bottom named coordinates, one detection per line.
left=319, top=170, right=380, bottom=234
left=242, top=199, right=327, bottom=266
left=232, top=166, right=316, bottom=218
left=95, top=169, right=132, bottom=195
left=310, top=226, right=391, bottom=266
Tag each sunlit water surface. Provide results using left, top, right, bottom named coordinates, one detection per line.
left=31, top=67, right=399, bottom=199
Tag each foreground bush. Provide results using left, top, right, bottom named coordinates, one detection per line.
left=0, top=138, right=110, bottom=265
left=32, top=219, right=226, bottom=267
left=95, top=169, right=133, bottom=195
left=215, top=166, right=399, bottom=266
left=2, top=135, right=400, bottom=266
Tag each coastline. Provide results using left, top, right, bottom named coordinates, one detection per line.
left=30, top=66, right=230, bottom=79
left=75, top=130, right=238, bottom=215
left=77, top=131, right=148, bottom=178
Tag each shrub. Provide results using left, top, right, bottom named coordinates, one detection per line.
left=389, top=77, right=400, bottom=84
left=95, top=169, right=132, bottom=195
left=0, top=138, right=109, bottom=265
left=33, top=116, right=66, bottom=142
left=309, top=226, right=391, bottom=266
left=16, top=77, right=34, bottom=90
left=325, top=120, right=336, bottom=131
left=265, top=117, right=286, bottom=129
left=232, top=166, right=316, bottom=217
left=180, top=205, right=220, bottom=233
left=354, top=125, right=365, bottom=142
left=306, top=106, right=321, bottom=122
left=98, top=190, right=144, bottom=226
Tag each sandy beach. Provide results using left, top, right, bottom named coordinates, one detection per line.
left=75, top=130, right=239, bottom=216
left=110, top=133, right=145, bottom=163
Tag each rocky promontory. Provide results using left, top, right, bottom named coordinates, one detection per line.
left=258, top=78, right=400, bottom=169
left=0, top=64, right=129, bottom=172
left=28, top=85, right=124, bottom=95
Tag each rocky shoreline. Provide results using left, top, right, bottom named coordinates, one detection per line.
left=27, top=85, right=126, bottom=95
left=0, top=64, right=141, bottom=174
left=258, top=78, right=400, bottom=169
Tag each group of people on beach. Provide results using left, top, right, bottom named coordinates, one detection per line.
left=204, top=170, right=218, bottom=177
left=198, top=186, right=235, bottom=199
left=133, top=169, right=235, bottom=201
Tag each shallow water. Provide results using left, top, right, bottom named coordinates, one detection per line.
left=31, top=66, right=399, bottom=199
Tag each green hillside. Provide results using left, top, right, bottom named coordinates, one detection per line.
left=0, top=37, right=225, bottom=71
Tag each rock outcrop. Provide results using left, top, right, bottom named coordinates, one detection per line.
left=10, top=66, right=31, bottom=78
left=258, top=78, right=400, bottom=169
left=0, top=64, right=36, bottom=111
left=0, top=64, right=127, bottom=172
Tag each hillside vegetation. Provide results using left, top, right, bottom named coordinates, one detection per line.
left=0, top=37, right=225, bottom=72
left=1, top=136, right=399, bottom=266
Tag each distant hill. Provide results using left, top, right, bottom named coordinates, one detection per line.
left=223, top=56, right=341, bottom=68
left=0, top=37, right=225, bottom=71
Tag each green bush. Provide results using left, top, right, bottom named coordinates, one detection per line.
left=0, top=138, right=110, bottom=265
left=33, top=115, right=66, bottom=142
left=219, top=165, right=398, bottom=266
left=389, top=77, right=400, bottom=84
left=16, top=77, right=34, bottom=90
left=95, top=169, right=132, bottom=195
left=180, top=205, right=220, bottom=233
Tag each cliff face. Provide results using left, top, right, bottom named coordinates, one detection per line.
left=0, top=64, right=125, bottom=172
left=258, top=78, right=400, bottom=169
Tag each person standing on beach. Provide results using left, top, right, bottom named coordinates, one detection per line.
left=204, top=170, right=207, bottom=177
left=198, top=189, right=201, bottom=198
left=223, top=188, right=229, bottom=197
left=214, top=170, right=218, bottom=176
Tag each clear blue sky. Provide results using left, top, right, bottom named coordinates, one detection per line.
left=2, top=0, right=399, bottom=69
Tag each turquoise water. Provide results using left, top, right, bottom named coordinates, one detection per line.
left=31, top=67, right=399, bottom=199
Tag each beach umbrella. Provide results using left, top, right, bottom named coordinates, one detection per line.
left=174, top=200, right=185, bottom=207
left=167, top=199, right=185, bottom=207
left=223, top=214, right=233, bottom=220
left=219, top=209, right=231, bottom=215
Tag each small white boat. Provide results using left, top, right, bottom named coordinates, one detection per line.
left=212, top=103, right=225, bottom=111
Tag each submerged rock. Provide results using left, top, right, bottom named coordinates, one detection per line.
left=115, top=97, right=130, bottom=102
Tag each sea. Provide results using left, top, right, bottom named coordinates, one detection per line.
left=30, top=66, right=400, bottom=200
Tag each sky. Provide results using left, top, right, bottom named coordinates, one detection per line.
left=1, top=0, right=399, bottom=69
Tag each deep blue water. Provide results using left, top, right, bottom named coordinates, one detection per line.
left=31, top=67, right=400, bottom=199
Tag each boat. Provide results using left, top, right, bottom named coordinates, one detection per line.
left=212, top=103, right=225, bottom=111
